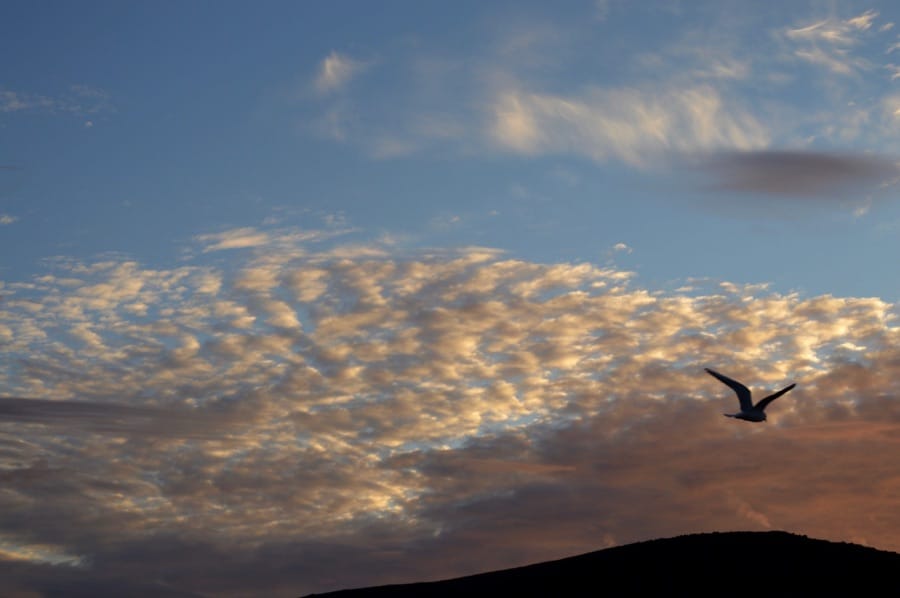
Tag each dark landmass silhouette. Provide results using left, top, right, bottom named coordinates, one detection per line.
left=304, top=531, right=900, bottom=597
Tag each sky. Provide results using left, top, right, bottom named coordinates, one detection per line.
left=4, top=1, right=900, bottom=595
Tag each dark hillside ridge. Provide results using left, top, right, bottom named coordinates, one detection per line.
left=305, top=531, right=900, bottom=597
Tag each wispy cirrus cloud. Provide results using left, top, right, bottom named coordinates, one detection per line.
left=0, top=85, right=111, bottom=116
left=786, top=9, right=878, bottom=45
left=783, top=9, right=889, bottom=75
left=196, top=227, right=272, bottom=252
left=194, top=225, right=354, bottom=254
left=2, top=227, right=900, bottom=595
left=300, top=17, right=773, bottom=166
left=0, top=91, right=33, bottom=113
left=314, top=51, right=367, bottom=95
left=489, top=85, right=768, bottom=166
left=291, top=5, right=900, bottom=176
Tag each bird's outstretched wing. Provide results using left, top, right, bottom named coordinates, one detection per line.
left=705, top=368, right=753, bottom=411
left=755, top=383, right=796, bottom=412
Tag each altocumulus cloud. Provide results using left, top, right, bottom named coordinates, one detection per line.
left=2, top=229, right=900, bottom=595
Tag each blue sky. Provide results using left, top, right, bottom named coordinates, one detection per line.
left=4, top=1, right=900, bottom=297
left=4, top=2, right=900, bottom=596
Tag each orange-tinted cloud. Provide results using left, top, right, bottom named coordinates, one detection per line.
left=1, top=229, right=900, bottom=595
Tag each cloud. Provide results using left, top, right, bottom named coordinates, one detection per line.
left=0, top=214, right=16, bottom=225
left=489, top=85, right=768, bottom=166
left=693, top=58, right=750, bottom=81
left=786, top=10, right=878, bottom=45
left=196, top=227, right=271, bottom=252
left=783, top=10, right=885, bottom=75
left=314, top=52, right=366, bottom=94
left=194, top=226, right=350, bottom=253
left=0, top=91, right=34, bottom=112
left=4, top=227, right=900, bottom=594
left=291, top=6, right=900, bottom=171
left=0, top=85, right=111, bottom=116
left=299, top=16, right=773, bottom=164
left=699, top=150, right=899, bottom=197
left=729, top=493, right=772, bottom=529
left=0, top=397, right=235, bottom=438
left=303, top=51, right=472, bottom=155
left=66, top=84, right=112, bottom=114
left=792, top=47, right=862, bottom=75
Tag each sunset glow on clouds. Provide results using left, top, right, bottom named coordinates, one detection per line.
left=2, top=228, right=900, bottom=595
left=6, top=1, right=900, bottom=596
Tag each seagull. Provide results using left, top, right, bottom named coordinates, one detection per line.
left=705, top=368, right=795, bottom=422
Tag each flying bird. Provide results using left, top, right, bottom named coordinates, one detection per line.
left=705, top=368, right=795, bottom=422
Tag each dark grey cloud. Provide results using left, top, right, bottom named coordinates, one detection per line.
left=702, top=150, right=899, bottom=197
left=0, top=396, right=238, bottom=438
left=0, top=559, right=205, bottom=598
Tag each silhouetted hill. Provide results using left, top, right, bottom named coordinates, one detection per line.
left=305, top=531, right=900, bottom=597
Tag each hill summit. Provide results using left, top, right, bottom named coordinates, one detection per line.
left=306, top=531, right=900, bottom=597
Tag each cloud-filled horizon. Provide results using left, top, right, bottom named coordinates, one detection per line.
left=2, top=227, right=900, bottom=595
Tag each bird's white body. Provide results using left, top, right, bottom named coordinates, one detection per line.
left=705, top=368, right=795, bottom=423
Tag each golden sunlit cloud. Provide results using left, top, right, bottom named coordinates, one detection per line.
left=1, top=228, right=900, bottom=595
left=489, top=85, right=768, bottom=166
